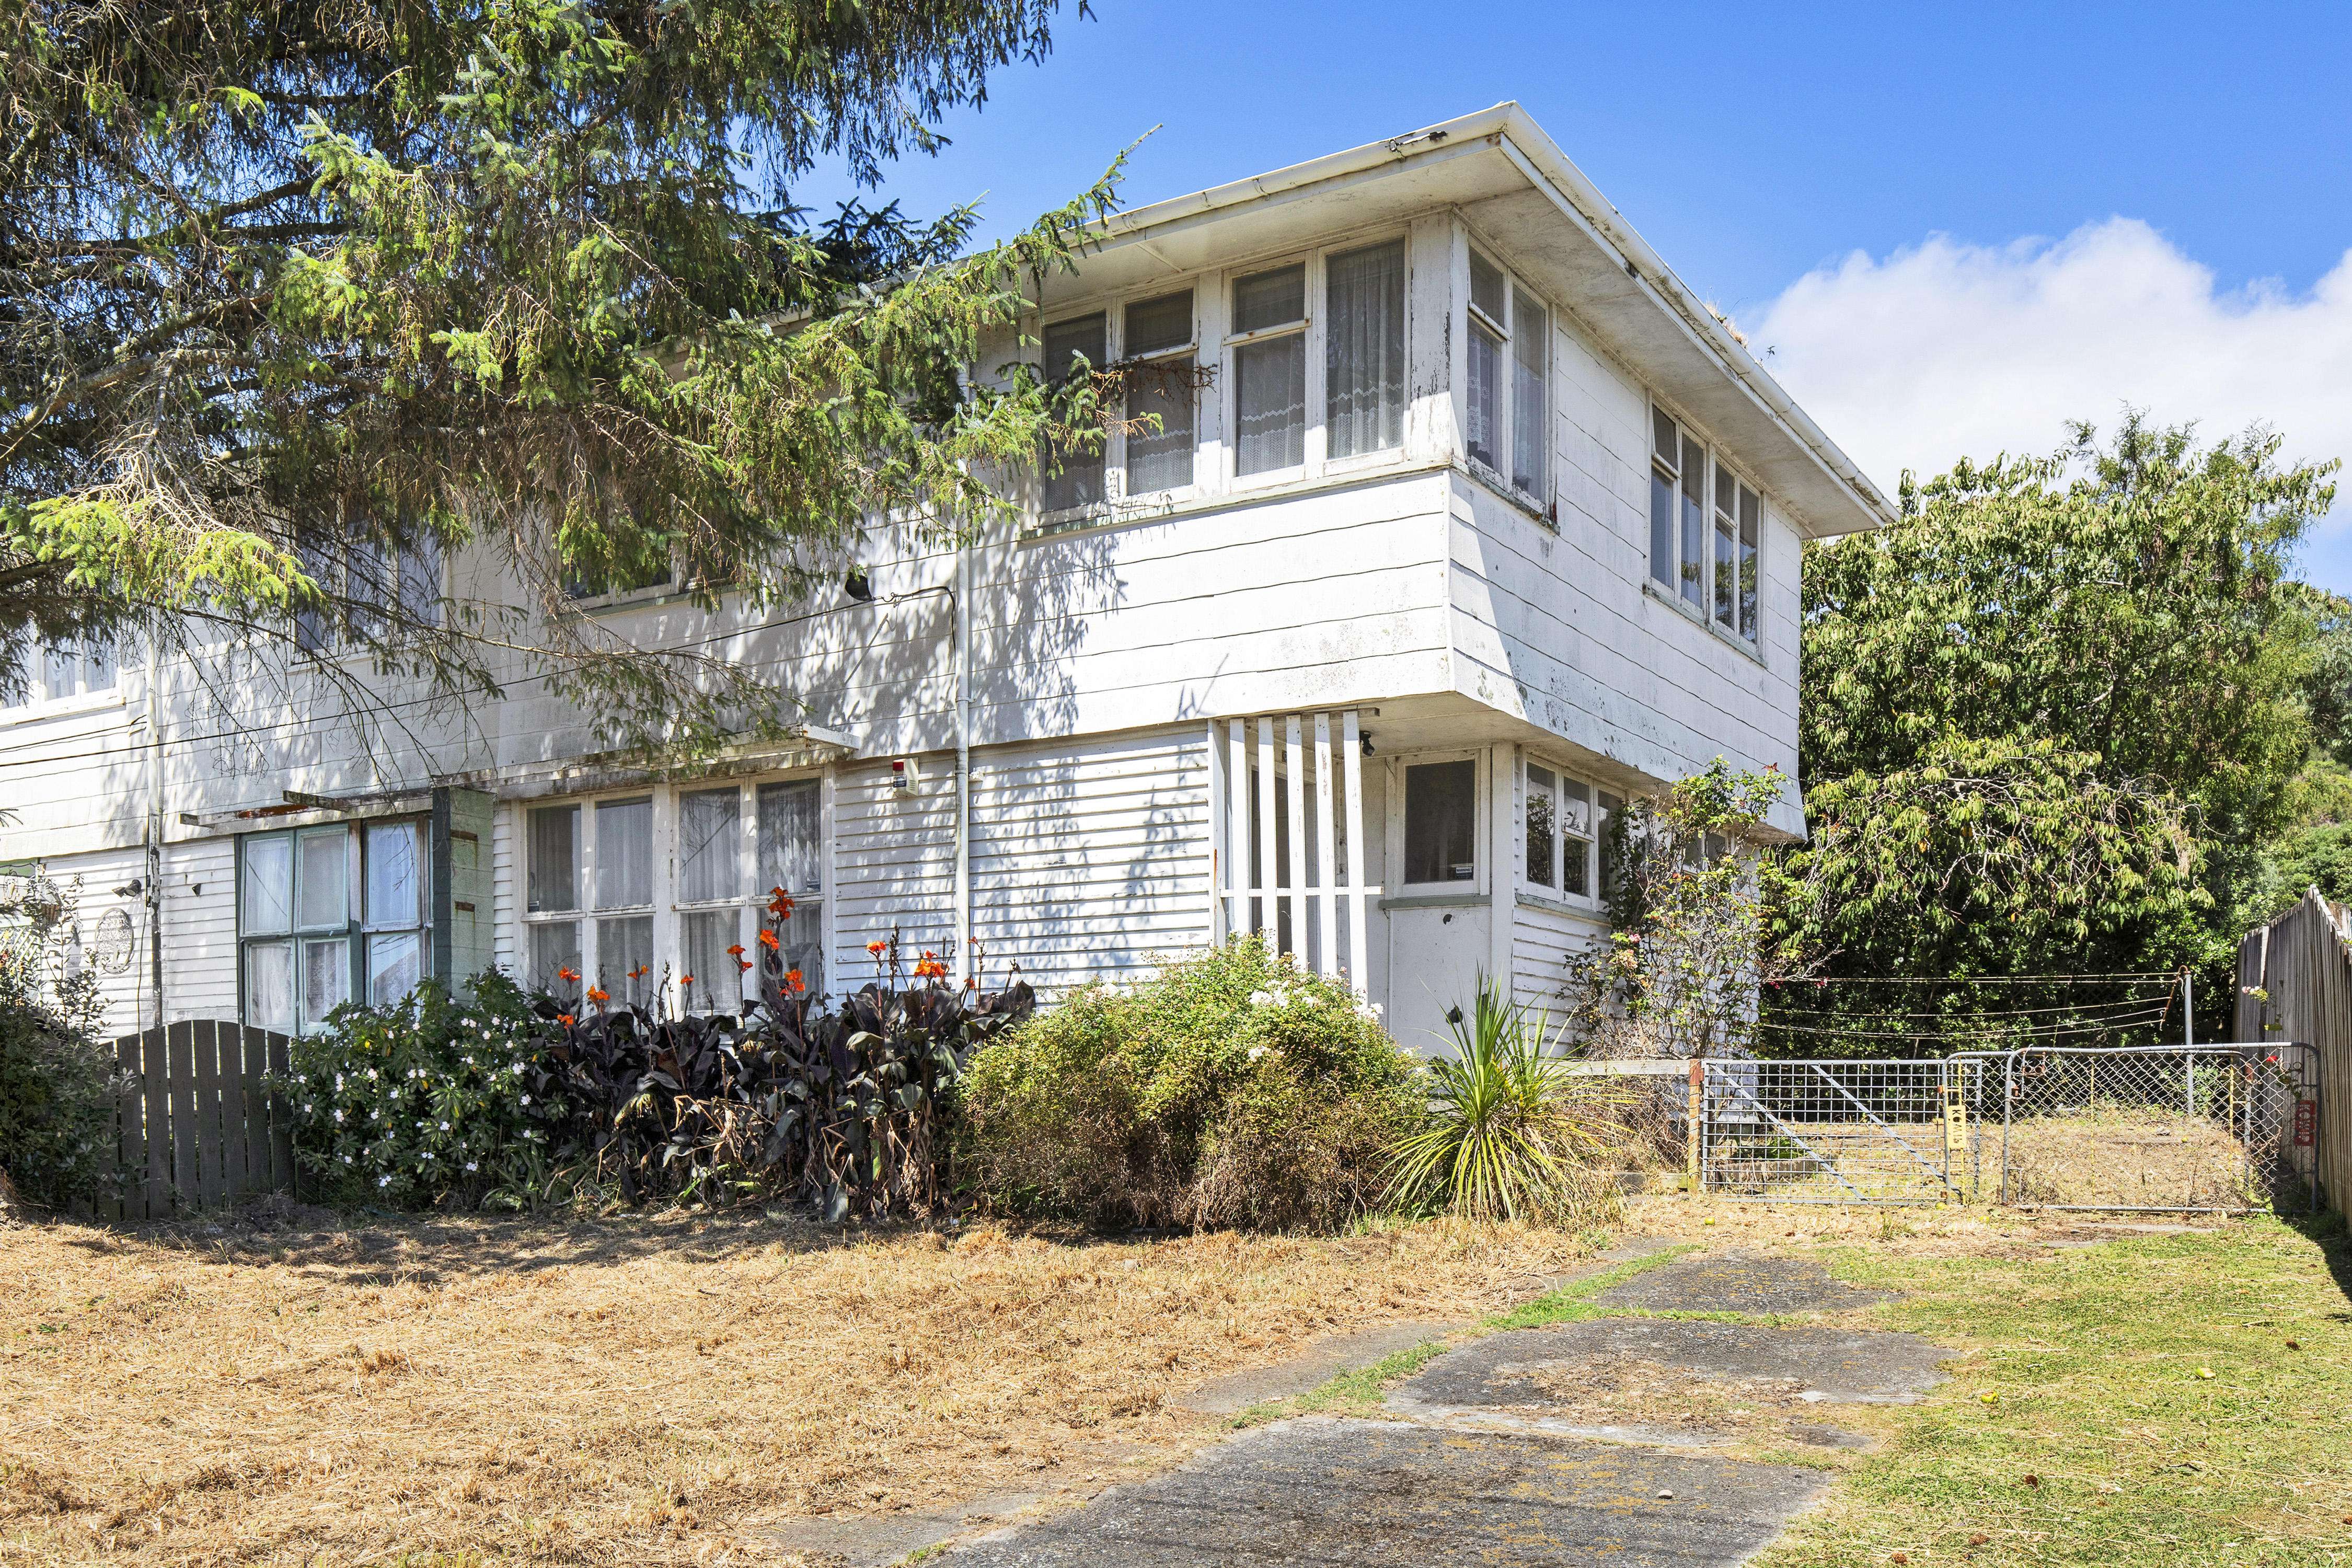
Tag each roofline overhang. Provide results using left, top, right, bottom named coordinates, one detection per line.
left=1090, top=103, right=1895, bottom=539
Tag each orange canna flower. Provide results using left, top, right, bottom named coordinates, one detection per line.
left=586, top=986, right=609, bottom=1005
left=678, top=974, right=694, bottom=987
left=627, top=964, right=648, bottom=981
left=768, top=887, right=795, bottom=918
left=557, top=966, right=580, bottom=984
left=866, top=940, right=887, bottom=956
left=736, top=958, right=753, bottom=973
left=557, top=1013, right=576, bottom=1028
left=726, top=943, right=745, bottom=958
left=757, top=928, right=780, bottom=951
left=785, top=969, right=806, bottom=995
left=913, top=952, right=947, bottom=980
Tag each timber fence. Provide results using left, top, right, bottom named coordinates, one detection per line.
left=101, top=1021, right=296, bottom=1221
left=2236, top=890, right=2352, bottom=1212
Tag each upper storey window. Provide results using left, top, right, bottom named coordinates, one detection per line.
left=1034, top=237, right=1409, bottom=520
left=1, top=631, right=119, bottom=714
left=1465, top=248, right=1550, bottom=504
left=1650, top=404, right=1761, bottom=645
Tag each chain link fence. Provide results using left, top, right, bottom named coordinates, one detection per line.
left=1697, top=1044, right=2321, bottom=1213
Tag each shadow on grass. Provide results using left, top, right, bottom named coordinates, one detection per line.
left=44, top=1193, right=1158, bottom=1287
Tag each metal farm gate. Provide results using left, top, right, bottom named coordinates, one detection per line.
left=1696, top=1043, right=2321, bottom=1213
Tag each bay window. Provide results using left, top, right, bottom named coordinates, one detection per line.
left=1464, top=249, right=1550, bottom=503
left=240, top=819, right=428, bottom=1034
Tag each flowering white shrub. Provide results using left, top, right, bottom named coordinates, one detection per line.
left=281, top=974, right=574, bottom=1208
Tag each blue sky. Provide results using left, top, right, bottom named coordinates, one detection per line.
left=803, top=2, right=2352, bottom=588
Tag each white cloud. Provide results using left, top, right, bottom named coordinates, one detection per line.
left=1750, top=219, right=2352, bottom=586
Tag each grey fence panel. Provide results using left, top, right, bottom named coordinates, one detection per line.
left=103, top=1021, right=296, bottom=1220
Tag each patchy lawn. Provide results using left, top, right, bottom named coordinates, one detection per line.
left=6, top=1197, right=2349, bottom=1568
left=0, top=1203, right=1598, bottom=1566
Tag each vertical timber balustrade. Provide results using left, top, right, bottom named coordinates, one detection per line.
left=105, top=1022, right=297, bottom=1220
left=1212, top=711, right=1379, bottom=989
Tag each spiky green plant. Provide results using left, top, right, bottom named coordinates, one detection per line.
left=1384, top=977, right=1622, bottom=1223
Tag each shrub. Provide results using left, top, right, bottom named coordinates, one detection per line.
left=282, top=974, right=574, bottom=1209
left=957, top=938, right=1423, bottom=1232
left=0, top=871, right=123, bottom=1212
left=546, top=966, right=1034, bottom=1216
left=1384, top=978, right=1627, bottom=1225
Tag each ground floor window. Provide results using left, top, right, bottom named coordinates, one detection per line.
left=1399, top=756, right=1479, bottom=890
left=1523, top=759, right=1597, bottom=900
left=522, top=775, right=826, bottom=1010
left=239, top=819, right=426, bottom=1034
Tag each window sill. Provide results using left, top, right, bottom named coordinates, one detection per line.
left=1463, top=459, right=1555, bottom=531
left=1023, top=453, right=1441, bottom=543
left=1378, top=890, right=1485, bottom=911
left=1515, top=887, right=1604, bottom=919
left=1640, top=577, right=1767, bottom=668
left=0, top=690, right=127, bottom=726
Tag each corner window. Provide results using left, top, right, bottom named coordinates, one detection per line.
left=1230, top=263, right=1308, bottom=477
left=1463, top=250, right=1551, bottom=505
left=239, top=819, right=428, bottom=1034
left=1401, top=758, right=1479, bottom=887
left=1523, top=761, right=1595, bottom=900
left=1597, top=790, right=1625, bottom=906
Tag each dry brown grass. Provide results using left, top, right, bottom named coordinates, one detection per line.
left=0, top=1202, right=1600, bottom=1566
left=2004, top=1112, right=2262, bottom=1208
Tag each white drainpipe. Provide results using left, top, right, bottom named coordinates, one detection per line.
left=954, top=540, right=974, bottom=984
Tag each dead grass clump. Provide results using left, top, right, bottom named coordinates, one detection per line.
left=0, top=1205, right=1597, bottom=1565
left=2005, top=1114, right=2261, bottom=1208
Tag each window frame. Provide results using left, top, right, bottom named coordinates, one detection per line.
left=1647, top=399, right=1766, bottom=652
left=293, top=511, right=447, bottom=652
left=1519, top=754, right=1600, bottom=907
left=521, top=771, right=832, bottom=1012
left=1030, top=229, right=1416, bottom=525
left=236, top=816, right=430, bottom=1036
left=1, top=632, right=123, bottom=720
left=1386, top=748, right=1488, bottom=898
left=1460, top=244, right=1553, bottom=514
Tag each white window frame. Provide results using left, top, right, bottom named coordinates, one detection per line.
left=1031, top=230, right=1415, bottom=525
left=294, top=512, right=446, bottom=653
left=0, top=631, right=121, bottom=720
left=1462, top=243, right=1553, bottom=514
left=1648, top=399, right=1766, bottom=651
left=1519, top=755, right=1600, bottom=906
left=521, top=772, right=832, bottom=1011
left=1038, top=280, right=1207, bottom=523
left=1386, top=748, right=1488, bottom=897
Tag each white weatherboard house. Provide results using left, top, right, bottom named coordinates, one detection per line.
left=3, top=105, right=1889, bottom=1055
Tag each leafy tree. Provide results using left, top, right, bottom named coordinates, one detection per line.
left=0, top=0, right=1112, bottom=743
left=1795, top=417, right=2338, bottom=1037
left=1564, top=760, right=1796, bottom=1059
left=1767, top=737, right=2206, bottom=1056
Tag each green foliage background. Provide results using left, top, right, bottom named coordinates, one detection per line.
left=1773, top=417, right=2343, bottom=1051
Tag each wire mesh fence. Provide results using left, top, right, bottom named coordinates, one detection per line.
left=1700, top=1057, right=1965, bottom=1205
left=1993, top=1044, right=2319, bottom=1214
left=1697, top=1044, right=2322, bottom=1213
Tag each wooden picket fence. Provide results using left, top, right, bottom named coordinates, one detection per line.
left=103, top=1021, right=297, bottom=1221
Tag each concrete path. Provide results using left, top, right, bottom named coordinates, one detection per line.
left=779, top=1238, right=1949, bottom=1567
left=943, top=1416, right=1828, bottom=1567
